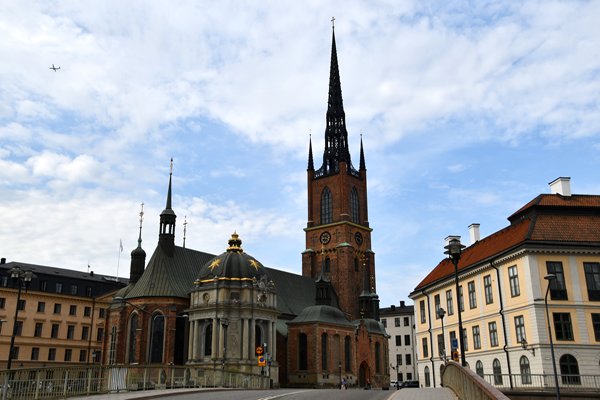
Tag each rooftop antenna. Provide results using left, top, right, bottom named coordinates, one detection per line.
left=138, top=202, right=144, bottom=246
left=183, top=215, right=187, bottom=248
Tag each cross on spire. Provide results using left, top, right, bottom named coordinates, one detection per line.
left=331, top=16, right=335, bottom=28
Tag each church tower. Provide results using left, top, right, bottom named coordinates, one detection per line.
left=302, top=24, right=376, bottom=321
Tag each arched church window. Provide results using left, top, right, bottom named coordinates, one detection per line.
left=350, top=187, right=360, bottom=224
left=424, top=366, right=431, bottom=387
left=354, top=258, right=359, bottom=272
left=324, top=257, right=331, bottom=273
left=204, top=323, right=212, bottom=356
left=344, top=336, right=351, bottom=372
left=375, top=342, right=381, bottom=373
left=149, top=313, right=165, bottom=363
left=127, top=313, right=138, bottom=364
left=108, top=326, right=117, bottom=365
left=299, top=333, right=308, bottom=370
left=321, top=187, right=332, bottom=224
left=321, top=333, right=328, bottom=370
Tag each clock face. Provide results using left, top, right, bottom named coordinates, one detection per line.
left=355, top=232, right=363, bottom=245
left=320, top=231, right=331, bottom=245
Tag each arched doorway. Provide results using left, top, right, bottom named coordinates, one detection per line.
left=359, top=361, right=371, bottom=387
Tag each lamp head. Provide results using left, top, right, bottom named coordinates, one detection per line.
left=437, top=307, right=446, bottom=319
left=444, top=237, right=465, bottom=260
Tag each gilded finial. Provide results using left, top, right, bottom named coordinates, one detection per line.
left=170, top=158, right=173, bottom=174
left=331, top=16, right=335, bottom=29
left=227, top=231, right=243, bottom=252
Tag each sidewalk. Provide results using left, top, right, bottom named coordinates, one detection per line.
left=69, top=387, right=234, bottom=400
left=388, top=388, right=457, bottom=400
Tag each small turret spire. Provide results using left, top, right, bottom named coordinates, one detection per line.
left=129, top=202, right=146, bottom=284
left=359, top=134, right=366, bottom=171
left=159, top=159, right=177, bottom=256
left=166, top=158, right=173, bottom=210
left=308, top=133, right=314, bottom=171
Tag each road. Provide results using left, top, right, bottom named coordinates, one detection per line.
left=160, top=388, right=455, bottom=400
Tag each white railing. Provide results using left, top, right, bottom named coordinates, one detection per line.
left=0, top=365, right=270, bottom=399
left=480, top=373, right=600, bottom=392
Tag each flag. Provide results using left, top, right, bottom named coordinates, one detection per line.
left=119, top=239, right=123, bottom=252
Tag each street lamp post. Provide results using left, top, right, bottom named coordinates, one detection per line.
left=437, top=307, right=446, bottom=362
left=444, top=237, right=466, bottom=367
left=544, top=274, right=560, bottom=400
left=2, top=267, right=34, bottom=400
left=339, top=362, right=342, bottom=389
left=6, top=267, right=34, bottom=370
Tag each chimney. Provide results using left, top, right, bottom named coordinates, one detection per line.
left=469, top=223, right=480, bottom=244
left=444, top=235, right=461, bottom=248
left=549, top=177, right=571, bottom=197
left=390, top=305, right=396, bottom=310
left=400, top=300, right=405, bottom=307
left=0, top=258, right=5, bottom=264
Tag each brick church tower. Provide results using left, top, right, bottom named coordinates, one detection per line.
left=302, top=25, right=378, bottom=321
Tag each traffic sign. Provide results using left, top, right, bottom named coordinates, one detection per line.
left=256, top=346, right=264, bottom=355
left=258, top=355, right=266, bottom=366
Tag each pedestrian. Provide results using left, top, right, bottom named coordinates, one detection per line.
left=341, top=378, right=346, bottom=390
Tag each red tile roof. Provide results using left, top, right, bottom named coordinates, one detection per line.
left=413, top=193, right=600, bottom=293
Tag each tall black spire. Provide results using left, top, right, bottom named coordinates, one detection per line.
left=159, top=158, right=176, bottom=256
left=319, top=21, right=357, bottom=177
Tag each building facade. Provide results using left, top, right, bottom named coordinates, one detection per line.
left=0, top=259, right=126, bottom=369
left=380, top=301, right=417, bottom=384
left=410, top=177, right=600, bottom=389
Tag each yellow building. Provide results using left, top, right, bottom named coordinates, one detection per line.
left=410, top=177, right=600, bottom=389
left=0, top=260, right=125, bottom=368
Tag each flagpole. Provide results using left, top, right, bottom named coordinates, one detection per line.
left=116, top=239, right=123, bottom=278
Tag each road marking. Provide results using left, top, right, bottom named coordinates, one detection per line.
left=258, top=390, right=311, bottom=400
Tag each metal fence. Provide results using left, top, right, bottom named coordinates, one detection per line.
left=481, top=373, right=600, bottom=393
left=0, top=365, right=270, bottom=399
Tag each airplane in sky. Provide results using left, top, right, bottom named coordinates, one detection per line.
left=49, top=64, right=60, bottom=71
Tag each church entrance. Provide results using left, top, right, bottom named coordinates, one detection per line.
left=358, top=361, right=370, bottom=388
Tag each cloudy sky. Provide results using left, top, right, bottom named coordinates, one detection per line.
left=1, top=1, right=600, bottom=307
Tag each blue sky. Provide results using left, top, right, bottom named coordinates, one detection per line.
left=1, top=1, right=600, bottom=307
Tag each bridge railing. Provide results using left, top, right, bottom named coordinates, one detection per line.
left=480, top=373, right=600, bottom=393
left=0, top=365, right=269, bottom=399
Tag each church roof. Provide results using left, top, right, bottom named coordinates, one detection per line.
left=353, top=318, right=387, bottom=335
left=289, top=304, right=352, bottom=327
left=195, top=233, right=269, bottom=283
left=264, top=267, right=315, bottom=317
left=123, top=241, right=316, bottom=318
left=124, top=245, right=214, bottom=299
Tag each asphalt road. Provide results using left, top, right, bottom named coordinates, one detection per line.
left=162, top=388, right=396, bottom=400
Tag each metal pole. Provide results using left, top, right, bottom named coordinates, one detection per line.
left=453, top=258, right=466, bottom=366
left=545, top=281, right=561, bottom=400
left=6, top=283, right=22, bottom=371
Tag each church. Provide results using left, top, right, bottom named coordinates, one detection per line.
left=103, top=26, right=390, bottom=389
